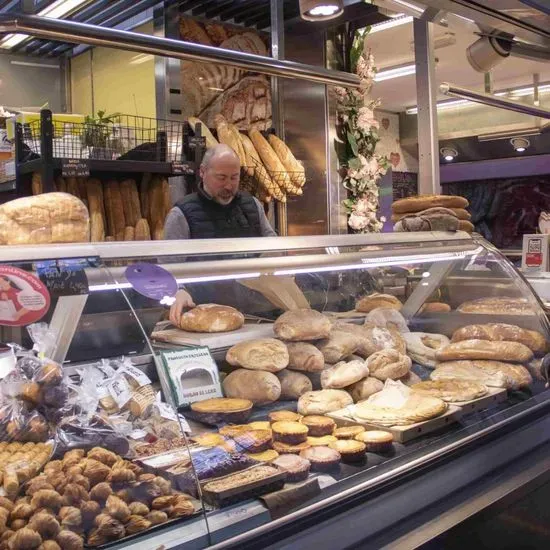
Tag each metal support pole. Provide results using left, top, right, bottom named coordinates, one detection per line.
left=413, top=18, right=440, bottom=194
left=271, top=0, right=287, bottom=236
left=40, top=109, right=54, bottom=192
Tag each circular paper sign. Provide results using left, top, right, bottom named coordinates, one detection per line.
left=125, top=263, right=178, bottom=301
left=0, top=266, right=51, bottom=327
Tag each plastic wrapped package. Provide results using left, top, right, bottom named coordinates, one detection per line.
left=366, top=308, right=410, bottom=333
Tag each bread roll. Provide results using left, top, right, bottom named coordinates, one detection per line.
left=297, top=389, right=353, bottom=415
left=223, top=369, right=281, bottom=404
left=226, top=338, right=289, bottom=372
left=321, top=360, right=369, bottom=389
left=268, top=134, right=305, bottom=189
left=451, top=323, right=546, bottom=354
left=436, top=339, right=533, bottom=363
left=458, top=220, right=474, bottom=233
left=249, top=128, right=292, bottom=192
left=286, top=342, right=325, bottom=372
left=274, top=309, right=332, bottom=341
left=120, top=179, right=141, bottom=227
left=392, top=194, right=468, bottom=214
left=348, top=377, right=384, bottom=402
left=276, top=370, right=312, bottom=400
left=316, top=330, right=359, bottom=364
left=394, top=210, right=459, bottom=232
left=367, top=350, right=412, bottom=380
left=188, top=116, right=218, bottom=149
left=356, top=293, right=402, bottom=313
left=178, top=304, right=245, bottom=333
left=135, top=218, right=151, bottom=240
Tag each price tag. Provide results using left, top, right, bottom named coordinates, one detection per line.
left=61, top=158, right=90, bottom=178
left=97, top=364, right=116, bottom=379
left=172, top=160, right=195, bottom=175
left=157, top=401, right=178, bottom=422
left=108, top=377, right=132, bottom=408
left=129, top=429, right=148, bottom=440
left=188, top=136, right=206, bottom=149
left=37, top=259, right=89, bottom=297
left=95, top=380, right=110, bottom=399
left=119, top=364, right=151, bottom=387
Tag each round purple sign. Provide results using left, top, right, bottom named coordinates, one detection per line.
left=125, top=263, right=178, bottom=301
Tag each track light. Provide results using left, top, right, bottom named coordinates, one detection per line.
left=466, top=35, right=512, bottom=73
left=299, top=0, right=344, bottom=21
left=440, top=147, right=458, bottom=162
left=511, top=137, right=530, bottom=153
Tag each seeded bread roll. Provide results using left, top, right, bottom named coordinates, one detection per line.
left=392, top=194, right=468, bottom=214
left=436, top=339, right=533, bottom=363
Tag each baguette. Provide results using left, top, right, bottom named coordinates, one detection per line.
left=31, top=172, right=42, bottom=195
left=55, top=176, right=67, bottom=194
left=124, top=226, right=135, bottom=241
left=135, top=218, right=151, bottom=240
left=161, top=177, right=172, bottom=219
left=268, top=134, right=306, bottom=189
left=436, top=339, right=533, bottom=363
left=140, top=172, right=152, bottom=226
left=87, top=179, right=105, bottom=242
left=249, top=128, right=292, bottom=193
left=153, top=223, right=164, bottom=241
left=66, top=177, right=80, bottom=198
left=188, top=116, right=218, bottom=149
left=77, top=177, right=88, bottom=204
left=120, top=179, right=141, bottom=226
left=216, top=116, right=247, bottom=166
left=104, top=180, right=126, bottom=241
left=148, top=176, right=165, bottom=233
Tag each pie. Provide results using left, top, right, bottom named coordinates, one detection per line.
left=328, top=440, right=366, bottom=462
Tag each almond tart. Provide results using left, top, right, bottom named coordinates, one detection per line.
left=248, top=421, right=271, bottom=431
left=192, top=433, right=227, bottom=447
left=273, top=441, right=311, bottom=455
left=300, top=415, right=336, bottom=437
left=190, top=398, right=253, bottom=424
left=272, top=454, right=311, bottom=482
left=247, top=450, right=279, bottom=462
left=334, top=425, right=365, bottom=440
left=272, top=421, right=309, bottom=444
left=218, top=424, right=250, bottom=437
left=233, top=429, right=273, bottom=453
left=355, top=430, right=394, bottom=453
left=300, top=446, right=341, bottom=471
left=268, top=410, right=302, bottom=424
left=328, top=440, right=366, bottom=462
left=307, top=435, right=338, bottom=447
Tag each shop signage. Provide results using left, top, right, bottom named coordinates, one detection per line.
left=172, top=160, right=195, bottom=175
left=61, top=158, right=90, bottom=178
left=36, top=259, right=89, bottom=297
left=188, top=136, right=206, bottom=149
left=0, top=265, right=51, bottom=327
left=125, top=263, right=177, bottom=302
left=522, top=234, right=549, bottom=272
left=160, top=346, right=222, bottom=407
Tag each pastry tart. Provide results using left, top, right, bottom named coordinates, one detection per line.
left=190, top=398, right=253, bottom=424
left=300, top=415, right=336, bottom=437
left=272, top=441, right=311, bottom=455
left=328, top=440, right=366, bottom=462
left=192, top=433, right=226, bottom=447
left=272, top=454, right=311, bottom=482
left=307, top=435, right=338, bottom=447
left=272, top=421, right=308, bottom=444
left=355, top=430, right=394, bottom=452
left=247, top=421, right=271, bottom=431
left=233, top=429, right=273, bottom=453
left=247, top=450, right=279, bottom=462
left=268, top=410, right=302, bottom=424
left=218, top=424, right=250, bottom=437
left=334, top=425, right=365, bottom=440
left=300, top=446, right=341, bottom=471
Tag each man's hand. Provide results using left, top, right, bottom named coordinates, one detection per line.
left=169, top=289, right=196, bottom=326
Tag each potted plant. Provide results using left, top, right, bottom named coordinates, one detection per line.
left=82, top=110, right=121, bottom=160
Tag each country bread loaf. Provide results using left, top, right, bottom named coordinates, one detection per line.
left=178, top=304, right=245, bottom=333
left=286, top=342, right=325, bottom=372
left=356, top=293, right=402, bottom=313
left=348, top=377, right=384, bottom=402
left=392, top=194, right=468, bottom=214
left=451, top=323, right=546, bottom=354
left=367, top=350, right=412, bottom=380
left=274, top=309, right=332, bottom=341
left=223, top=369, right=281, bottom=404
left=411, top=379, right=488, bottom=402
left=316, top=330, right=359, bottom=364
left=226, top=338, right=289, bottom=372
left=297, top=389, right=353, bottom=416
left=276, top=370, right=312, bottom=400
left=321, top=360, right=369, bottom=389
left=436, top=339, right=533, bottom=363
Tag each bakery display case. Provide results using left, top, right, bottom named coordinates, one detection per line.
left=1, top=230, right=550, bottom=549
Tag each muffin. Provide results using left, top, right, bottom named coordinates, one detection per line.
left=268, top=410, right=302, bottom=424
left=300, top=416, right=336, bottom=437
left=272, top=454, right=311, bottom=482
left=328, top=440, right=366, bottom=462
left=272, top=441, right=311, bottom=455
left=300, top=446, right=341, bottom=471
left=307, top=436, right=338, bottom=447
left=355, top=430, right=394, bottom=452
left=272, top=421, right=309, bottom=445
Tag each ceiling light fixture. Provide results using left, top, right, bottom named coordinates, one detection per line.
left=299, top=0, right=344, bottom=21
left=466, top=35, right=512, bottom=73
left=375, top=63, right=416, bottom=82
left=511, top=137, right=530, bottom=153
left=1, top=0, right=89, bottom=49
left=440, top=147, right=458, bottom=161
left=369, top=15, right=413, bottom=33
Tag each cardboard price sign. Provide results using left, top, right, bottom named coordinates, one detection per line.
left=62, top=158, right=90, bottom=178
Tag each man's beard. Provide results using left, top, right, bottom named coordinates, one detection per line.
left=215, top=191, right=236, bottom=205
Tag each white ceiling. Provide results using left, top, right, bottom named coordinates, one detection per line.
left=365, top=17, right=550, bottom=113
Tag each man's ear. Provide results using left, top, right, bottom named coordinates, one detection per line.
left=199, top=164, right=205, bottom=180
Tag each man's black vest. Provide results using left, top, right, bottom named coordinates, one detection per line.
left=176, top=186, right=261, bottom=239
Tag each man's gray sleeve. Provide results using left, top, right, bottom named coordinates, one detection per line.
left=164, top=207, right=191, bottom=239
left=253, top=197, right=278, bottom=237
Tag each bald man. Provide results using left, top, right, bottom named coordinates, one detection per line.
left=164, top=143, right=276, bottom=240
left=164, top=143, right=277, bottom=321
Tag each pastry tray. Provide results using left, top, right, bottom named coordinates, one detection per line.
left=200, top=464, right=287, bottom=508
left=327, top=404, right=463, bottom=443
left=448, top=386, right=508, bottom=414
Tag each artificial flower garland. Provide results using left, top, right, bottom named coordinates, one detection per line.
left=336, top=36, right=389, bottom=233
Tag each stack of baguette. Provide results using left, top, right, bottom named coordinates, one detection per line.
left=31, top=171, right=171, bottom=241
left=187, top=115, right=306, bottom=204
left=392, top=194, right=474, bottom=233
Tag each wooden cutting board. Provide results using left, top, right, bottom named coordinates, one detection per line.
left=449, top=386, right=507, bottom=415
left=151, top=322, right=275, bottom=349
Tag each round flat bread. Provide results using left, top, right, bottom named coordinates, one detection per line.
left=411, top=379, right=488, bottom=402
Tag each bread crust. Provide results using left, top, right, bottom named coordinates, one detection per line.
left=392, top=194, right=468, bottom=214
left=436, top=339, right=533, bottom=363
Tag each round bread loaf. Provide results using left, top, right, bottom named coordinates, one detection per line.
left=274, top=309, right=332, bottom=341
left=178, top=304, right=244, bottom=333
left=367, top=349, right=412, bottom=381
left=222, top=369, right=281, bottom=404
left=320, top=359, right=369, bottom=389
left=316, top=330, right=359, bottom=363
left=436, top=339, right=533, bottom=363
left=451, top=323, right=546, bottom=354
left=297, top=389, right=353, bottom=415
left=276, top=370, right=313, bottom=399
left=419, top=303, right=451, bottom=314
left=404, top=332, right=450, bottom=368
left=394, top=210, right=459, bottom=232
left=392, top=207, right=471, bottom=222
left=286, top=342, right=325, bottom=372
left=392, top=194, right=468, bottom=214
left=226, top=338, right=289, bottom=372
left=348, top=377, right=384, bottom=402
left=356, top=293, right=402, bottom=313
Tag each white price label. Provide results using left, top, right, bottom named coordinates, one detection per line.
left=157, top=402, right=178, bottom=422
left=108, top=377, right=132, bottom=408
left=120, top=364, right=151, bottom=387
left=97, top=364, right=116, bottom=378
left=95, top=381, right=110, bottom=399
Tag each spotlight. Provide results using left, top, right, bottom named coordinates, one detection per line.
left=466, top=35, right=512, bottom=73
left=440, top=147, right=458, bottom=162
left=511, top=137, right=530, bottom=152
left=299, top=0, right=344, bottom=21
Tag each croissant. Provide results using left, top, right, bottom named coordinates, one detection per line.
left=26, top=478, right=54, bottom=497
left=146, top=510, right=167, bottom=525
left=89, top=482, right=112, bottom=503
left=86, top=529, right=107, bottom=546
left=128, top=502, right=149, bottom=516
left=7, top=527, right=42, bottom=550
left=0, top=497, right=14, bottom=512
left=10, top=519, right=28, bottom=531
left=65, top=475, right=89, bottom=492
left=59, top=507, right=82, bottom=530
left=43, top=462, right=62, bottom=475
left=153, top=476, right=172, bottom=495
left=45, top=474, right=66, bottom=494
left=93, top=517, right=125, bottom=541
left=55, top=530, right=84, bottom=550
left=151, top=496, right=177, bottom=510
left=86, top=448, right=118, bottom=468
left=31, top=490, right=63, bottom=512
left=28, top=511, right=61, bottom=539
left=38, top=541, right=61, bottom=550
left=115, top=489, right=132, bottom=504
left=64, top=466, right=83, bottom=477
left=105, top=495, right=130, bottom=523
left=10, top=503, right=34, bottom=520
left=107, top=468, right=135, bottom=484
left=81, top=460, right=110, bottom=486
left=62, top=484, right=89, bottom=507
left=125, top=515, right=152, bottom=535
left=80, top=500, right=100, bottom=527
left=138, top=474, right=156, bottom=483
left=171, top=499, right=195, bottom=518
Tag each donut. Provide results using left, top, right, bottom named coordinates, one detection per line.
left=403, top=332, right=450, bottom=368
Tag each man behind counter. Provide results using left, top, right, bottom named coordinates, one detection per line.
left=164, top=143, right=277, bottom=324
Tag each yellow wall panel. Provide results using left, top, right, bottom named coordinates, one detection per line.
left=71, top=50, right=92, bottom=115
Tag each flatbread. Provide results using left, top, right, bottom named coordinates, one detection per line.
left=411, top=379, right=488, bottom=402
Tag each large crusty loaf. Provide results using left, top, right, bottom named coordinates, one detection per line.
left=297, top=389, right=353, bottom=415
left=349, top=323, right=407, bottom=357
left=223, top=369, right=281, bottom=404
left=392, top=194, right=468, bottom=214
left=274, top=309, right=332, bottom=341
left=451, top=323, right=547, bottom=354
left=392, top=208, right=471, bottom=222
left=0, top=192, right=89, bottom=245
left=348, top=377, right=384, bottom=402
left=276, top=370, right=312, bottom=400
left=268, top=134, right=306, bottom=189
left=431, top=360, right=532, bottom=389
left=316, top=330, right=359, bottom=364
left=436, top=339, right=533, bottom=363
left=286, top=342, right=325, bottom=372
left=367, top=350, right=412, bottom=381
left=356, top=293, right=402, bottom=313
left=321, top=360, right=369, bottom=389
left=178, top=304, right=245, bottom=333
left=457, top=297, right=535, bottom=316
left=226, top=338, right=289, bottom=372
